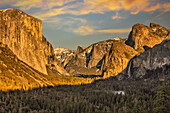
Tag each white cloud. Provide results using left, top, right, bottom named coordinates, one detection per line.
left=73, top=26, right=95, bottom=36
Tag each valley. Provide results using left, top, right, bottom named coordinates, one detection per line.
left=0, top=8, right=169, bottom=113
left=0, top=9, right=170, bottom=91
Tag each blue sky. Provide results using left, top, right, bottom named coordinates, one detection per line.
left=0, top=0, right=170, bottom=50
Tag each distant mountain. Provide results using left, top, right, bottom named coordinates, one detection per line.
left=75, top=45, right=86, bottom=54
left=117, top=40, right=170, bottom=80
left=0, top=9, right=68, bottom=76
left=54, top=45, right=86, bottom=66
left=54, top=48, right=75, bottom=66
left=64, top=37, right=126, bottom=75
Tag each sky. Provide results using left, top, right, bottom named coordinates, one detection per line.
left=0, top=0, right=170, bottom=50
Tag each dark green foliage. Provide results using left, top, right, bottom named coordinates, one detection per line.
left=153, top=86, right=170, bottom=113
left=0, top=77, right=169, bottom=113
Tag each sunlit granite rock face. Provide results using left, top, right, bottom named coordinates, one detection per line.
left=125, top=23, right=170, bottom=50
left=0, top=42, right=55, bottom=91
left=75, top=46, right=86, bottom=54
left=102, top=41, right=138, bottom=78
left=117, top=40, right=170, bottom=80
left=65, top=38, right=126, bottom=75
left=0, top=9, right=68, bottom=75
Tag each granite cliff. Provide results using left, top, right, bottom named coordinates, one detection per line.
left=102, top=41, right=138, bottom=78
left=54, top=45, right=86, bottom=67
left=125, top=23, right=170, bottom=50
left=65, top=37, right=125, bottom=75
left=117, top=40, right=170, bottom=80
left=75, top=45, right=86, bottom=54
left=102, top=23, right=170, bottom=78
left=0, top=42, right=94, bottom=91
left=54, top=48, right=75, bottom=65
left=0, top=42, right=54, bottom=91
left=0, top=9, right=68, bottom=75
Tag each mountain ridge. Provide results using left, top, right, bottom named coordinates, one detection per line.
left=64, top=37, right=126, bottom=75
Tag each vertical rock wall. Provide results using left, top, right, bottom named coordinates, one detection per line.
left=102, top=41, right=138, bottom=78
left=0, top=9, right=68, bottom=75
left=125, top=23, right=170, bottom=49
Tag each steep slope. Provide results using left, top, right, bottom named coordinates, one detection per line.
left=0, top=9, right=68, bottom=75
left=102, top=41, right=138, bottom=78
left=117, top=40, right=170, bottom=80
left=125, top=23, right=170, bottom=50
left=103, top=23, right=170, bottom=79
left=75, top=45, right=86, bottom=54
left=0, top=42, right=54, bottom=91
left=54, top=46, right=86, bottom=67
left=0, top=43, right=94, bottom=91
left=65, top=37, right=125, bottom=75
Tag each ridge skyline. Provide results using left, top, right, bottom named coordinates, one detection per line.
left=0, top=0, right=169, bottom=50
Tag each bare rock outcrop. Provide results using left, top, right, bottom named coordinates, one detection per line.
left=75, top=46, right=86, bottom=54
left=54, top=45, right=86, bottom=68
left=125, top=23, right=170, bottom=50
left=54, top=48, right=75, bottom=66
left=0, top=42, right=54, bottom=91
left=65, top=38, right=125, bottom=75
left=0, top=9, right=68, bottom=75
left=118, top=40, right=170, bottom=80
left=102, top=41, right=138, bottom=78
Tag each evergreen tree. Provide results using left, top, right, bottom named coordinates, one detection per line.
left=153, top=86, right=170, bottom=113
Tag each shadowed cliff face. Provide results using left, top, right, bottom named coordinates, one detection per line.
left=117, top=40, right=170, bottom=80
left=0, top=9, right=68, bottom=75
left=125, top=23, right=170, bottom=50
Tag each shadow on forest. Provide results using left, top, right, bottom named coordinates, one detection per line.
left=77, top=74, right=103, bottom=78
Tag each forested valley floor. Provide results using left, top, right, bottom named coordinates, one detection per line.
left=0, top=75, right=169, bottom=113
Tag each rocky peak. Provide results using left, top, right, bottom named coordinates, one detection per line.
left=65, top=39, right=123, bottom=75
left=0, top=8, right=68, bottom=75
left=125, top=23, right=170, bottom=50
left=150, top=23, right=169, bottom=37
left=75, top=46, right=86, bottom=54
left=54, top=48, right=75, bottom=65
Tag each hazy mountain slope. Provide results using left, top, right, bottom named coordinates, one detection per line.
left=54, top=46, right=86, bottom=67
left=125, top=23, right=170, bottom=50
left=54, top=48, right=75, bottom=66
left=117, top=40, right=170, bottom=80
left=0, top=9, right=68, bottom=75
left=65, top=37, right=125, bottom=75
